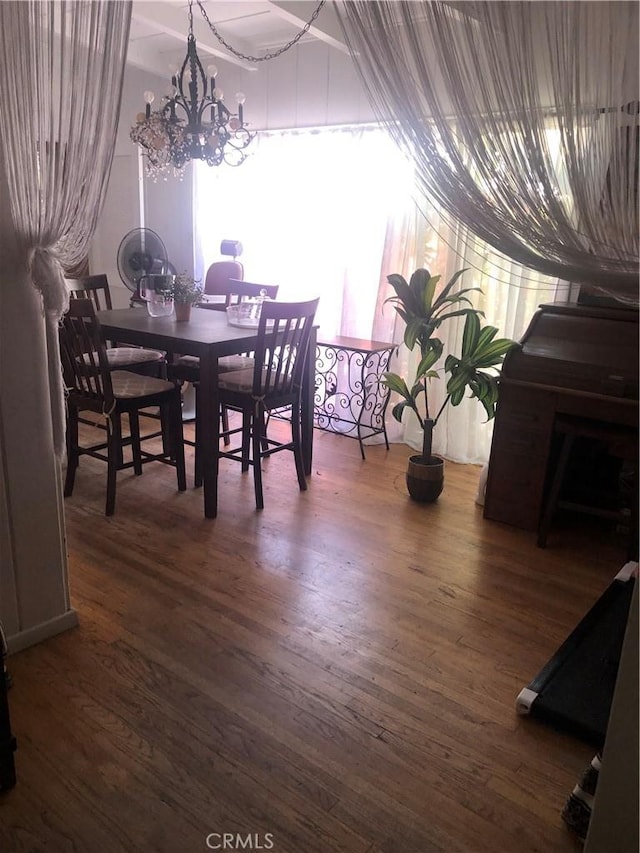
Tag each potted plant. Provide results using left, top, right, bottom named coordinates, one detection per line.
left=171, top=273, right=203, bottom=321
left=382, top=267, right=518, bottom=501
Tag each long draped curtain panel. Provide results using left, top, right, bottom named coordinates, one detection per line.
left=194, top=124, right=560, bottom=463
left=0, top=0, right=132, bottom=455
left=335, top=1, right=640, bottom=305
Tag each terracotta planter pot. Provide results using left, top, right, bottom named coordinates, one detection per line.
left=174, top=302, right=192, bottom=322
left=406, top=454, right=444, bottom=502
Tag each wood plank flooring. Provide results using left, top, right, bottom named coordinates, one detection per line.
left=1, top=422, right=628, bottom=853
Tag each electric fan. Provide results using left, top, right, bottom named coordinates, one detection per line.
left=117, top=228, right=174, bottom=305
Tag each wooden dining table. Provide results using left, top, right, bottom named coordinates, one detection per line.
left=97, top=307, right=317, bottom=518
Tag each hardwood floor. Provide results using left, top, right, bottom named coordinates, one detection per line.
left=1, top=422, right=628, bottom=853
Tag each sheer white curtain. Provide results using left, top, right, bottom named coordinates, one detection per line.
left=336, top=1, right=639, bottom=303
left=402, top=129, right=566, bottom=463
left=403, top=211, right=562, bottom=463
left=0, top=0, right=131, bottom=455
left=194, top=124, right=560, bottom=462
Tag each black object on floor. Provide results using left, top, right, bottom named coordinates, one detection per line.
left=516, top=564, right=636, bottom=747
left=0, top=623, right=17, bottom=792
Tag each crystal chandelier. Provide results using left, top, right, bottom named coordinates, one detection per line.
left=130, top=0, right=254, bottom=177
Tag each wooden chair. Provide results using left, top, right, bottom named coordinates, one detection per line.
left=66, top=275, right=165, bottom=376
left=211, top=298, right=319, bottom=509
left=226, top=279, right=279, bottom=306
left=169, top=282, right=281, bottom=463
left=60, top=298, right=186, bottom=516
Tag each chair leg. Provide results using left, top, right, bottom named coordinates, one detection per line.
left=160, top=403, right=173, bottom=459
left=252, top=408, right=265, bottom=510
left=168, top=396, right=187, bottom=492
left=194, top=386, right=202, bottom=488
left=129, top=412, right=143, bottom=475
left=537, top=433, right=574, bottom=548
left=64, top=407, right=80, bottom=497
left=627, top=462, right=639, bottom=561
left=262, top=410, right=272, bottom=453
left=291, top=402, right=307, bottom=492
left=241, top=409, right=251, bottom=473
left=106, top=413, right=122, bottom=516
left=221, top=405, right=231, bottom=447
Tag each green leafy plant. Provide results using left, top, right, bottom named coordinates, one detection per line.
left=382, top=267, right=519, bottom=462
left=171, top=272, right=203, bottom=305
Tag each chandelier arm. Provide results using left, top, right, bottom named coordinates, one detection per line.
left=195, top=0, right=326, bottom=63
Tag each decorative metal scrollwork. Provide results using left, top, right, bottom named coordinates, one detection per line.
left=314, top=340, right=395, bottom=459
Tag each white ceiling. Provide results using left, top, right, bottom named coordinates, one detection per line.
left=127, top=1, right=349, bottom=77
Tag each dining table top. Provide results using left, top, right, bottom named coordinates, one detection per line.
left=96, top=306, right=263, bottom=358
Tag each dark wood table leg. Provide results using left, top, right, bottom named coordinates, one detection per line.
left=198, top=351, right=219, bottom=518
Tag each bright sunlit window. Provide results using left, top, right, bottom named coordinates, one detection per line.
left=194, top=125, right=416, bottom=339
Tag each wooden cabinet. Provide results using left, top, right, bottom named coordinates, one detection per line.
left=484, top=383, right=555, bottom=530
left=483, top=302, right=639, bottom=532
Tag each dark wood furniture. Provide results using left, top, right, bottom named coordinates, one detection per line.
left=314, top=335, right=395, bottom=460
left=216, top=298, right=320, bottom=509
left=66, top=275, right=166, bottom=375
left=0, top=625, right=16, bottom=793
left=97, top=308, right=317, bottom=518
left=60, top=300, right=186, bottom=516
left=536, top=416, right=638, bottom=555
left=170, top=283, right=282, bottom=462
left=484, top=301, right=639, bottom=532
left=198, top=279, right=279, bottom=312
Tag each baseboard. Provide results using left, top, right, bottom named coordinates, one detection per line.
left=5, top=609, right=79, bottom=654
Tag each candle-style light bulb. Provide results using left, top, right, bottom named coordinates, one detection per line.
left=236, top=92, right=246, bottom=124
left=144, top=90, right=155, bottom=118
left=207, top=65, right=218, bottom=96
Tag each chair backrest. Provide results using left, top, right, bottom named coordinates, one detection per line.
left=253, top=298, right=319, bottom=400
left=66, top=274, right=113, bottom=312
left=59, top=298, right=114, bottom=408
left=227, top=279, right=279, bottom=305
left=204, top=260, right=244, bottom=296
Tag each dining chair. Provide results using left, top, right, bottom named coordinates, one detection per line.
left=169, top=281, right=281, bottom=459
left=66, top=274, right=166, bottom=376
left=226, top=279, right=279, bottom=306
left=211, top=297, right=320, bottom=509
left=59, top=298, right=186, bottom=516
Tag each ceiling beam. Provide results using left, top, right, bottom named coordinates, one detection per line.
left=266, top=1, right=351, bottom=54
left=131, top=3, right=257, bottom=71
left=126, top=37, right=175, bottom=81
